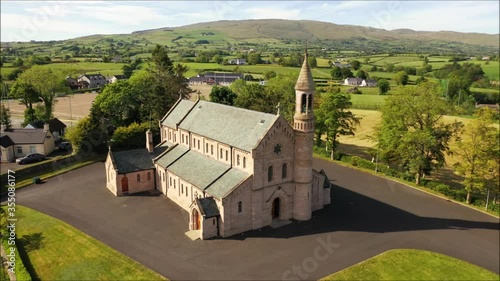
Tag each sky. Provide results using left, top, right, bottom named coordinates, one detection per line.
left=1, top=1, right=499, bottom=42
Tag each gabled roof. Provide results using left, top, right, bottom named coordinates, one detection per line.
left=111, top=145, right=168, bottom=174
left=1, top=129, right=49, bottom=144
left=27, top=118, right=67, bottom=132
left=196, top=197, right=220, bottom=218
left=161, top=99, right=195, bottom=129
left=0, top=135, right=14, bottom=148
left=205, top=168, right=250, bottom=198
left=178, top=100, right=278, bottom=151
left=167, top=150, right=230, bottom=189
left=154, top=146, right=250, bottom=199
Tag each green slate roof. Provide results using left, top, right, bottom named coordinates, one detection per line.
left=167, top=150, right=230, bottom=189
left=178, top=100, right=278, bottom=151
left=112, top=146, right=168, bottom=174
left=205, top=168, right=250, bottom=198
left=197, top=197, right=220, bottom=218
left=112, top=148, right=155, bottom=174
left=161, top=99, right=195, bottom=128
left=154, top=144, right=189, bottom=168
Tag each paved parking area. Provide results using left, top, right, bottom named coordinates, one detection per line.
left=9, top=160, right=500, bottom=280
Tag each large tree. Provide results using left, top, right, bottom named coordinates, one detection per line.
left=209, top=85, right=237, bottom=106
left=15, top=66, right=69, bottom=121
left=316, top=91, right=360, bottom=159
left=377, top=79, right=390, bottom=95
left=453, top=107, right=499, bottom=204
left=394, top=71, right=409, bottom=86
left=376, top=82, right=462, bottom=185
left=93, top=80, right=139, bottom=127
left=9, top=82, right=41, bottom=125
left=0, top=103, right=12, bottom=130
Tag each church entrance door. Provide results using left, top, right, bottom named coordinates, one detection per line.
left=272, top=198, right=280, bottom=220
left=121, top=176, right=129, bottom=194
left=193, top=209, right=200, bottom=230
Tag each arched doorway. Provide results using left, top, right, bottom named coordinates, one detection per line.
left=192, top=209, right=200, bottom=230
left=121, top=176, right=129, bottom=193
left=272, top=197, right=280, bottom=220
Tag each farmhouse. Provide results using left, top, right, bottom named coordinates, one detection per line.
left=344, top=77, right=363, bottom=86
left=25, top=118, right=67, bottom=141
left=107, top=74, right=127, bottom=84
left=188, top=72, right=244, bottom=86
left=105, top=52, right=331, bottom=240
left=228, top=58, right=246, bottom=65
left=361, top=79, right=377, bottom=87
left=0, top=124, right=55, bottom=162
left=77, top=73, right=107, bottom=88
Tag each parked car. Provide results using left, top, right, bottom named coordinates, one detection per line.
left=16, top=153, right=46, bottom=164
left=57, top=141, right=72, bottom=150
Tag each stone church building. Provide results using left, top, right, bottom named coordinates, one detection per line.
left=105, top=52, right=331, bottom=240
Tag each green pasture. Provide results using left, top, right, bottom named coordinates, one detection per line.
left=322, top=249, right=499, bottom=280
left=0, top=205, right=166, bottom=280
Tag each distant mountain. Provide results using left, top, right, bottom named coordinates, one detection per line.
left=145, top=19, right=499, bottom=47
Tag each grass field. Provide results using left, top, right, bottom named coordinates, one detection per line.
left=322, top=249, right=499, bottom=280
left=1, top=205, right=166, bottom=280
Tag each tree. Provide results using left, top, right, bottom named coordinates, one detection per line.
left=453, top=107, right=499, bottom=204
left=350, top=60, right=361, bottom=70
left=356, top=70, right=369, bottom=80
left=394, top=71, right=409, bottom=86
left=111, top=122, right=159, bottom=151
left=209, top=85, right=237, bottom=106
left=93, top=80, right=139, bottom=127
left=12, top=57, right=24, bottom=67
left=330, top=66, right=342, bottom=80
left=340, top=67, right=353, bottom=79
left=307, top=55, right=317, bottom=68
left=212, top=54, right=223, bottom=64
left=247, top=53, right=261, bottom=65
left=9, top=82, right=41, bottom=125
left=264, top=70, right=277, bottom=80
left=377, top=79, right=390, bottom=95
left=376, top=82, right=462, bottom=185
left=316, top=92, right=360, bottom=159
left=15, top=66, right=69, bottom=121
left=0, top=104, right=12, bottom=130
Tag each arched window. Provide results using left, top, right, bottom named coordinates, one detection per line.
left=268, top=166, right=273, bottom=182
left=226, top=150, right=229, bottom=161
left=238, top=201, right=242, bottom=213
left=181, top=184, right=184, bottom=194
left=147, top=172, right=151, bottom=181
left=205, top=143, right=208, bottom=153
left=243, top=157, right=246, bottom=168
left=301, top=94, right=306, bottom=113
left=137, top=174, right=140, bottom=182
left=307, top=94, right=313, bottom=112
left=198, top=139, right=200, bottom=149
left=237, top=155, right=240, bottom=166
left=282, top=163, right=287, bottom=179
left=211, top=145, right=214, bottom=155
left=220, top=148, right=223, bottom=158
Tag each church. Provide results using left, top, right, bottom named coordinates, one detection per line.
left=105, top=52, right=331, bottom=240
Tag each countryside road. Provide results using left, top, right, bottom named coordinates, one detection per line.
left=9, top=158, right=500, bottom=280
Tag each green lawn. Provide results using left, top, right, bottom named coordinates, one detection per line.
left=1, top=205, right=166, bottom=280
left=322, top=249, right=499, bottom=280
left=41, top=62, right=126, bottom=76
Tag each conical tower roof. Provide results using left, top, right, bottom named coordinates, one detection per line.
left=294, top=51, right=315, bottom=91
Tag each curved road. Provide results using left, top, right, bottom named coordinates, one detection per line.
left=10, top=158, right=500, bottom=280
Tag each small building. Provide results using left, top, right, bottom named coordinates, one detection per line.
left=66, top=76, right=79, bottom=90
left=344, top=77, right=363, bottom=86
left=361, top=79, right=377, bottom=87
left=107, top=74, right=127, bottom=84
left=77, top=74, right=107, bottom=88
left=482, top=56, right=490, bottom=61
left=228, top=58, right=246, bottom=65
left=25, top=118, right=67, bottom=141
left=188, top=72, right=243, bottom=86
left=0, top=124, right=55, bottom=162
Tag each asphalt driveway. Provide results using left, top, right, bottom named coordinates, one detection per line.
left=8, top=159, right=500, bottom=280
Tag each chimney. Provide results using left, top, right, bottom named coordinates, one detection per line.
left=43, top=123, right=50, bottom=132
left=146, top=129, right=154, bottom=153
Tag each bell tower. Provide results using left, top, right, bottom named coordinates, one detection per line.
left=293, top=49, right=315, bottom=221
